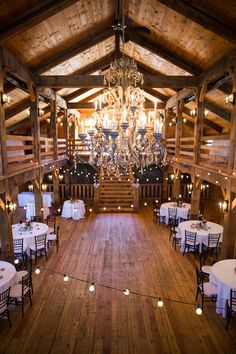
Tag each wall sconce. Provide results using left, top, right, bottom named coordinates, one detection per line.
left=6, top=200, right=17, bottom=213
left=225, top=92, right=235, bottom=105
left=183, top=118, right=187, bottom=123
left=41, top=183, right=47, bottom=191
left=190, top=108, right=208, bottom=117
left=38, top=108, right=44, bottom=116
left=219, top=200, right=229, bottom=213
left=57, top=117, right=61, bottom=123
left=170, top=174, right=175, bottom=180
left=48, top=174, right=53, bottom=181
left=58, top=174, right=63, bottom=181
left=28, top=184, right=34, bottom=191
left=26, top=108, right=30, bottom=117
left=1, top=92, right=11, bottom=105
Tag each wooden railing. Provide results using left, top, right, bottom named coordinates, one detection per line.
left=199, top=135, right=229, bottom=170
left=179, top=137, right=194, bottom=161
left=47, top=184, right=94, bottom=200
left=6, top=135, right=36, bottom=174
left=67, top=138, right=91, bottom=156
left=40, top=137, right=54, bottom=164
left=167, top=134, right=230, bottom=172
left=57, top=138, right=67, bottom=159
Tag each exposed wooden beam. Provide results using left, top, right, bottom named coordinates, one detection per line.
left=36, top=74, right=199, bottom=88
left=200, top=48, right=236, bottom=83
left=79, top=89, right=103, bottom=103
left=203, top=101, right=231, bottom=122
left=67, top=101, right=165, bottom=110
left=165, top=88, right=194, bottom=109
left=128, top=29, right=201, bottom=75
left=32, top=28, right=114, bottom=74
left=0, top=0, right=81, bottom=43
left=5, top=99, right=30, bottom=120
left=183, top=108, right=222, bottom=133
left=158, top=0, right=236, bottom=44
left=0, top=47, right=32, bottom=83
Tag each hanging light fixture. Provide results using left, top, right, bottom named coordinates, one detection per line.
left=76, top=6, right=166, bottom=176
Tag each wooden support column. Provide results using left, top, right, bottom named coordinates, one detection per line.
left=51, top=95, right=58, bottom=161
left=190, top=175, right=202, bottom=215
left=175, top=100, right=183, bottom=158
left=0, top=58, right=13, bottom=255
left=32, top=177, right=43, bottom=220
left=63, top=108, right=69, bottom=156
left=222, top=66, right=236, bottom=258
left=162, top=170, right=168, bottom=200
left=93, top=184, right=100, bottom=213
left=64, top=169, right=70, bottom=198
left=193, top=87, right=204, bottom=165
left=164, top=108, right=170, bottom=143
left=172, top=168, right=181, bottom=199
left=133, top=185, right=140, bottom=213
left=52, top=168, right=60, bottom=210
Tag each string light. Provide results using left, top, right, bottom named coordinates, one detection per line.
left=196, top=305, right=202, bottom=315
left=63, top=274, right=69, bottom=282
left=89, top=283, right=95, bottom=292
left=123, top=289, right=129, bottom=296
left=35, top=267, right=40, bottom=275
left=89, top=208, right=93, bottom=212
left=144, top=202, right=147, bottom=206
left=14, top=259, right=19, bottom=265
left=157, top=298, right=163, bottom=307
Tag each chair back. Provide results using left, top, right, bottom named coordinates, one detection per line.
left=185, top=230, right=197, bottom=245
left=168, top=208, right=177, bottom=219
left=208, top=233, right=220, bottom=248
left=35, top=234, right=46, bottom=250
left=230, top=289, right=236, bottom=311
left=0, top=288, right=10, bottom=315
left=22, top=272, right=31, bottom=296
left=196, top=267, right=204, bottom=294
left=47, top=215, right=56, bottom=231
left=179, top=217, right=187, bottom=223
left=13, top=238, right=24, bottom=254
left=56, top=225, right=60, bottom=239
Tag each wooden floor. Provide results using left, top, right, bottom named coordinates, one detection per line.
left=1, top=206, right=236, bottom=354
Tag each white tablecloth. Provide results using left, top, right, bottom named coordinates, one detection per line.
left=210, top=259, right=236, bottom=318
left=18, top=192, right=54, bottom=207
left=178, top=220, right=223, bottom=252
left=0, top=261, right=19, bottom=293
left=26, top=202, right=50, bottom=220
left=160, top=202, right=191, bottom=224
left=61, top=200, right=86, bottom=220
left=12, top=222, right=49, bottom=250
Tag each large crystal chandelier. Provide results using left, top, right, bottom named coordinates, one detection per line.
left=78, top=22, right=166, bottom=176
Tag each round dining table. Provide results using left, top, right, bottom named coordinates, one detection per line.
left=12, top=222, right=49, bottom=251
left=61, top=200, right=86, bottom=220
left=210, top=259, right=236, bottom=318
left=178, top=220, right=223, bottom=252
left=160, top=202, right=191, bottom=224
left=0, top=261, right=19, bottom=293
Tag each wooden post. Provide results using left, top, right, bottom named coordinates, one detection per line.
left=221, top=66, right=236, bottom=259
left=93, top=184, right=100, bottom=213
left=172, top=168, right=181, bottom=198
left=51, top=95, right=58, bottom=161
left=175, top=100, right=183, bottom=158
left=190, top=175, right=202, bottom=215
left=0, top=58, right=13, bottom=255
left=162, top=170, right=168, bottom=200
left=52, top=169, right=60, bottom=210
left=63, top=108, right=69, bottom=156
left=133, top=185, right=140, bottom=212
left=64, top=169, right=70, bottom=199
left=193, top=87, right=204, bottom=165
left=32, top=177, right=43, bottom=220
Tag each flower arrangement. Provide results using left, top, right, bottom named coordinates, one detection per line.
left=25, top=220, right=32, bottom=228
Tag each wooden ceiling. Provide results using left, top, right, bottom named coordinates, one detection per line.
left=1, top=0, right=235, bottom=133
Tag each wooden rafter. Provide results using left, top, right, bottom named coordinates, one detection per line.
left=128, top=28, right=201, bottom=75
left=36, top=74, right=199, bottom=88
left=32, top=28, right=114, bottom=74
left=158, top=0, right=236, bottom=44
left=0, top=0, right=80, bottom=43
left=67, top=101, right=165, bottom=110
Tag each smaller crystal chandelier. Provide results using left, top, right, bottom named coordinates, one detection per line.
left=78, top=18, right=166, bottom=176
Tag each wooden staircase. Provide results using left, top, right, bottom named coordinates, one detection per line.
left=98, top=174, right=135, bottom=212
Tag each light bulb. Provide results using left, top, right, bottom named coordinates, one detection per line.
left=157, top=298, right=163, bottom=307
left=196, top=305, right=202, bottom=315
left=14, top=259, right=19, bottom=265
left=35, top=267, right=40, bottom=275
left=89, top=283, right=95, bottom=292
left=144, top=202, right=147, bottom=206
left=89, top=208, right=92, bottom=212
left=63, top=274, right=69, bottom=282
left=123, top=289, right=129, bottom=296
